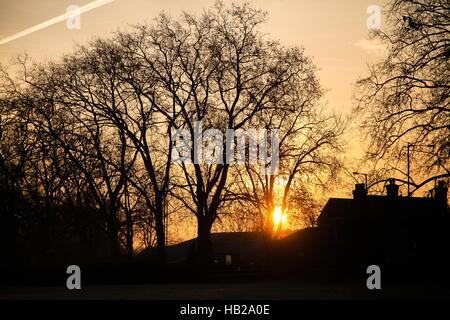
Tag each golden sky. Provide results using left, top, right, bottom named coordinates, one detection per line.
left=0, top=0, right=386, bottom=110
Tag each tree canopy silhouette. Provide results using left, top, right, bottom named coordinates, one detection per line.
left=0, top=1, right=343, bottom=266
left=355, top=0, right=449, bottom=189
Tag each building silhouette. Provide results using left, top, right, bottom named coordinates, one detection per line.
left=274, top=180, right=450, bottom=274
left=138, top=179, right=449, bottom=276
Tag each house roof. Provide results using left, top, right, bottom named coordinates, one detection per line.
left=318, top=195, right=442, bottom=226
left=137, top=232, right=266, bottom=263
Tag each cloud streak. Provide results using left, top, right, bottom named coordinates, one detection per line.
left=0, top=0, right=114, bottom=45
left=354, top=38, right=386, bottom=55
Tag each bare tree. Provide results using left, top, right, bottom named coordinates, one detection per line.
left=231, top=89, right=344, bottom=240
left=120, top=1, right=340, bottom=263
left=2, top=54, right=141, bottom=260
left=355, top=0, right=450, bottom=191
left=0, top=0, right=346, bottom=268
left=1, top=65, right=104, bottom=263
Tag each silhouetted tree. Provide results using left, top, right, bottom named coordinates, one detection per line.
left=125, top=1, right=339, bottom=264
left=0, top=0, right=348, bottom=268
left=230, top=87, right=344, bottom=239
left=355, top=0, right=449, bottom=190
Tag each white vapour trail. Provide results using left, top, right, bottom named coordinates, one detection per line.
left=0, top=0, right=114, bottom=45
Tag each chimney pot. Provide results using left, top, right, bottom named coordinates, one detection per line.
left=386, top=179, right=399, bottom=197
left=435, top=180, right=448, bottom=207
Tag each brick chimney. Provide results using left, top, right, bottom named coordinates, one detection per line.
left=353, top=183, right=367, bottom=199
left=434, top=180, right=448, bottom=207
left=386, top=179, right=399, bottom=198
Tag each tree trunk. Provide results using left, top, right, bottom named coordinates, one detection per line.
left=106, top=213, right=121, bottom=261
left=125, top=209, right=134, bottom=262
left=154, top=200, right=166, bottom=264
left=197, top=217, right=213, bottom=267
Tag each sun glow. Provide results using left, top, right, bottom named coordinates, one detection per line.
left=273, top=206, right=287, bottom=229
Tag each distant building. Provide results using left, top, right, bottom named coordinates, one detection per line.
left=277, top=179, right=450, bottom=270
left=137, top=232, right=266, bottom=269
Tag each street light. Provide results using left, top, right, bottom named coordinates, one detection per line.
left=353, top=172, right=368, bottom=190
left=406, top=143, right=434, bottom=197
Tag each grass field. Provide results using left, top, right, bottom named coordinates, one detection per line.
left=1, top=280, right=448, bottom=300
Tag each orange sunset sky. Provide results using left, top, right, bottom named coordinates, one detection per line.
left=0, top=0, right=387, bottom=168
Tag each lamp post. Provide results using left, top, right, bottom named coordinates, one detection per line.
left=406, top=143, right=434, bottom=197
left=407, top=143, right=411, bottom=197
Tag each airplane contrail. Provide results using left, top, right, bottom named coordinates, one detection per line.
left=0, top=0, right=115, bottom=45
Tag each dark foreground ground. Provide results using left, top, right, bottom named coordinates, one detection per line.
left=2, top=262, right=450, bottom=300
left=1, top=280, right=449, bottom=300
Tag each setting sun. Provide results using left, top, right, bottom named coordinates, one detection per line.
left=273, top=207, right=287, bottom=229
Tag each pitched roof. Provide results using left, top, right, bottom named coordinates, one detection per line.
left=137, top=232, right=266, bottom=263
left=318, top=195, right=442, bottom=225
